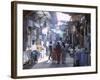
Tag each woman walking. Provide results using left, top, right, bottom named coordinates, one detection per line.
left=55, top=42, right=62, bottom=64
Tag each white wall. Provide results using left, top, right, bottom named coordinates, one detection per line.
left=0, top=0, right=100, bottom=80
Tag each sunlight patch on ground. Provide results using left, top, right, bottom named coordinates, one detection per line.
left=38, top=56, right=48, bottom=63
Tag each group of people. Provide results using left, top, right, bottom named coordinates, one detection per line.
left=48, top=39, right=90, bottom=66
left=73, top=47, right=90, bottom=66
left=48, top=40, right=68, bottom=64
left=30, top=38, right=90, bottom=66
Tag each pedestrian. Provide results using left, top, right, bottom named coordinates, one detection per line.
left=31, top=50, right=38, bottom=64
left=61, top=42, right=66, bottom=64
left=51, top=42, right=57, bottom=63
left=79, top=48, right=90, bottom=66
left=74, top=46, right=81, bottom=66
left=48, top=41, right=52, bottom=60
left=55, top=42, right=62, bottom=64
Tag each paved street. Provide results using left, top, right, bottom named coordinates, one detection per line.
left=31, top=54, right=74, bottom=69
left=32, top=57, right=73, bottom=69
